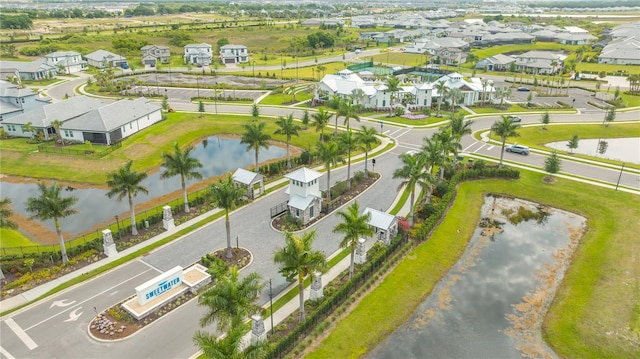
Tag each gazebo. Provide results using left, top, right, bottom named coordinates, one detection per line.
left=232, top=168, right=264, bottom=200
left=363, top=207, right=398, bottom=245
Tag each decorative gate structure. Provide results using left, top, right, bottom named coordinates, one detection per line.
left=270, top=201, right=288, bottom=218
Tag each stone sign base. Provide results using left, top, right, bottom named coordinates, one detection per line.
left=122, top=264, right=211, bottom=320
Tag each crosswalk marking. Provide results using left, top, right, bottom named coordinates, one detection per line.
left=4, top=318, right=37, bottom=350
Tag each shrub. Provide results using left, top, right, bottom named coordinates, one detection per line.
left=434, top=181, right=449, bottom=198
left=330, top=181, right=348, bottom=198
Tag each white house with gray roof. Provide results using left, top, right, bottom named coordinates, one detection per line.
left=363, top=207, right=398, bottom=246
left=598, top=36, right=640, bottom=65
left=284, top=167, right=323, bottom=225
left=44, top=51, right=87, bottom=74
left=219, top=44, right=249, bottom=64
left=84, top=50, right=128, bottom=69
left=0, top=80, right=50, bottom=122
left=0, top=59, right=57, bottom=81
left=183, top=43, right=212, bottom=66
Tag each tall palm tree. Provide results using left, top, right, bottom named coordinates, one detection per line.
left=385, top=75, right=401, bottom=116
left=210, top=176, right=245, bottom=258
left=492, top=115, right=521, bottom=168
left=273, top=230, right=327, bottom=322
left=435, top=128, right=461, bottom=180
left=350, top=88, right=366, bottom=110
left=422, top=137, right=444, bottom=176
left=241, top=122, right=271, bottom=173
left=161, top=143, right=203, bottom=213
left=448, top=112, right=473, bottom=140
left=393, top=153, right=432, bottom=226
left=333, top=201, right=373, bottom=279
left=52, top=119, right=64, bottom=145
left=481, top=79, right=489, bottom=106
left=274, top=114, right=301, bottom=169
left=25, top=182, right=78, bottom=264
left=338, top=98, right=360, bottom=132
left=194, top=323, right=267, bottom=359
left=327, top=94, right=343, bottom=134
left=198, top=266, right=263, bottom=332
left=106, top=161, right=148, bottom=236
left=355, top=126, right=378, bottom=178
left=315, top=140, right=345, bottom=202
left=337, top=130, right=358, bottom=190
left=0, top=197, right=17, bottom=230
left=312, top=108, right=332, bottom=142
left=447, top=87, right=463, bottom=111
left=434, top=80, right=449, bottom=117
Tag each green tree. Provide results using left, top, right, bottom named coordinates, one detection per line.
left=355, top=126, right=378, bottom=178
left=541, top=110, right=551, bottom=130
left=434, top=80, right=449, bottom=117
left=315, top=140, right=345, bottom=202
left=210, top=176, right=245, bottom=259
left=301, top=110, right=310, bottom=129
left=52, top=119, right=64, bottom=145
left=25, top=183, right=78, bottom=264
left=604, top=108, right=616, bottom=127
left=197, top=266, right=263, bottom=332
left=337, top=130, right=358, bottom=189
left=161, top=143, right=203, bottom=213
left=447, top=87, right=463, bottom=111
left=393, top=152, right=433, bottom=226
left=420, top=137, right=443, bottom=204
left=326, top=95, right=343, bottom=134
left=194, top=322, right=267, bottom=359
left=567, top=134, right=579, bottom=154
left=198, top=101, right=205, bottom=117
left=273, top=230, right=327, bottom=322
left=106, top=161, right=149, bottom=236
left=385, top=76, right=401, bottom=117
left=492, top=115, right=521, bottom=168
left=241, top=122, right=271, bottom=173
left=333, top=201, right=373, bottom=279
left=434, top=128, right=461, bottom=179
left=544, top=151, right=561, bottom=179
left=274, top=114, right=301, bottom=169
left=312, top=108, right=332, bottom=142
left=162, top=97, right=169, bottom=112
left=0, top=197, right=18, bottom=230
left=22, top=121, right=36, bottom=143
left=251, top=103, right=260, bottom=121
left=447, top=112, right=472, bottom=140
left=338, top=98, right=360, bottom=132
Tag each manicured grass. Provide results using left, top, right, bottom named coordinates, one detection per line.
left=576, top=62, right=640, bottom=75
left=0, top=228, right=36, bottom=248
left=470, top=104, right=576, bottom=114
left=259, top=91, right=312, bottom=106
left=306, top=171, right=640, bottom=359
left=471, top=42, right=580, bottom=60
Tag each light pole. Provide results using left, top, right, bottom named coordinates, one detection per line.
left=615, top=162, right=626, bottom=191
left=114, top=215, right=121, bottom=240
left=196, top=76, right=200, bottom=99
left=235, top=235, right=239, bottom=249
left=252, top=61, right=255, bottom=88
left=269, top=279, right=274, bottom=335
left=379, top=121, right=383, bottom=134
left=214, top=82, right=218, bottom=114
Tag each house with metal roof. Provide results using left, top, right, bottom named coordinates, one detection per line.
left=232, top=168, right=264, bottom=200
left=44, top=51, right=87, bottom=74
left=598, top=37, right=640, bottom=65
left=183, top=43, right=212, bottom=66
left=0, top=59, right=57, bottom=81
left=219, top=44, right=249, bottom=65
left=363, top=207, right=398, bottom=245
left=0, top=80, right=50, bottom=122
left=84, top=50, right=128, bottom=69
left=475, top=54, right=516, bottom=71
left=284, top=167, right=323, bottom=225
left=140, top=45, right=171, bottom=67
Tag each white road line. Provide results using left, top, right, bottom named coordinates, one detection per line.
left=4, top=318, right=37, bottom=350
left=487, top=145, right=495, bottom=151
left=24, top=268, right=153, bottom=331
left=0, top=346, right=17, bottom=359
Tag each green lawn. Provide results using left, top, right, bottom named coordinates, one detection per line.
left=471, top=42, right=580, bottom=61
left=0, top=228, right=35, bottom=248
left=306, top=171, right=640, bottom=359
left=470, top=104, right=576, bottom=114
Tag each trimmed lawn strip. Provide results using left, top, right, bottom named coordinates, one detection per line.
left=305, top=171, right=640, bottom=358
left=0, top=228, right=36, bottom=247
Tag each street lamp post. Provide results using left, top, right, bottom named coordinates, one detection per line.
left=235, top=235, right=239, bottom=249
left=379, top=121, right=383, bottom=134
left=214, top=82, right=218, bottom=114
left=572, top=98, right=576, bottom=108
left=114, top=215, right=121, bottom=240
left=269, top=279, right=274, bottom=335
left=252, top=61, right=255, bottom=88
left=196, top=76, right=200, bottom=99
left=615, top=162, right=626, bottom=191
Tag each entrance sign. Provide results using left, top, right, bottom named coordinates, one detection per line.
left=135, top=266, right=183, bottom=305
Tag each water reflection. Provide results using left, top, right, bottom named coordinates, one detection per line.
left=368, top=196, right=585, bottom=359
left=0, top=136, right=285, bottom=235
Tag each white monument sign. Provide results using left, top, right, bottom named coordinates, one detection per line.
left=135, top=266, right=183, bottom=305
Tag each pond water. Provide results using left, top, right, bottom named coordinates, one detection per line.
left=545, top=137, right=640, bottom=164
left=0, top=136, right=285, bottom=235
left=368, top=196, right=586, bottom=359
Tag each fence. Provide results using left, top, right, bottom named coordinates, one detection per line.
left=347, top=61, right=374, bottom=72
left=270, top=201, right=289, bottom=218
left=37, top=142, right=121, bottom=157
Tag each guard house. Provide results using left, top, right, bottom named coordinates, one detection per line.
left=363, top=207, right=398, bottom=246
left=284, top=167, right=323, bottom=225
left=232, top=168, right=264, bottom=200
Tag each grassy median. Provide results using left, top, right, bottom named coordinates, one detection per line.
left=306, top=170, right=640, bottom=359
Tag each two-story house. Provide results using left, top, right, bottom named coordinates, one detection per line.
left=0, top=80, right=50, bottom=123
left=219, top=44, right=249, bottom=64
left=183, top=43, right=212, bottom=66
left=44, top=51, right=87, bottom=74
left=140, top=45, right=171, bottom=67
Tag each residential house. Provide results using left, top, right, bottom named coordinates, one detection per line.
left=183, top=43, right=212, bottom=66
left=140, top=45, right=171, bottom=67
left=232, top=168, right=264, bottom=200
left=0, top=80, right=50, bottom=122
left=84, top=49, right=128, bottom=69
left=44, top=51, right=87, bottom=74
left=598, top=37, right=640, bottom=65
left=608, top=22, right=640, bottom=40
left=433, top=72, right=494, bottom=106
left=2, top=96, right=102, bottom=140
left=475, top=54, right=516, bottom=71
left=0, top=59, right=57, bottom=81
left=284, top=167, right=323, bottom=225
left=513, top=51, right=565, bottom=75
left=434, top=47, right=468, bottom=66
left=219, top=44, right=249, bottom=64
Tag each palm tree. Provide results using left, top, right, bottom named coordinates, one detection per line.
left=198, top=266, right=263, bottom=332
left=393, top=153, right=432, bottom=226
left=25, top=182, right=78, bottom=264
left=22, top=121, right=36, bottom=143
left=274, top=114, right=301, bottom=169
left=106, top=161, right=148, bottom=236
left=161, top=143, right=203, bottom=213
left=385, top=76, right=401, bottom=116
left=447, top=87, right=463, bottom=112
left=241, top=122, right=271, bottom=173
left=434, top=80, right=449, bottom=117
left=0, top=198, right=17, bottom=230
left=327, top=94, right=343, bottom=134
left=210, top=176, right=245, bottom=258
left=337, top=130, right=358, bottom=190
left=355, top=126, right=378, bottom=178
left=481, top=79, right=489, bottom=106
left=52, top=119, right=64, bottom=145
left=448, top=112, right=472, bottom=140
left=492, top=115, right=521, bottom=168
left=422, top=137, right=444, bottom=176
left=333, top=201, right=373, bottom=279
left=495, top=87, right=511, bottom=108
left=312, top=108, right=332, bottom=142
left=350, top=88, right=366, bottom=110
left=338, top=98, right=360, bottom=132
left=435, top=128, right=461, bottom=180
left=273, top=230, right=327, bottom=322
left=194, top=323, right=267, bottom=359
left=315, top=140, right=345, bottom=202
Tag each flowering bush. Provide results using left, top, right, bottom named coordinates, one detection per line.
left=401, top=114, right=428, bottom=120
